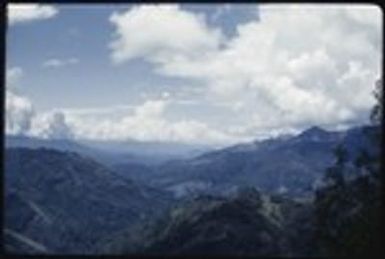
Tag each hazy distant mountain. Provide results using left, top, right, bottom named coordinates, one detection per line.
left=4, top=148, right=174, bottom=254
left=146, top=126, right=372, bottom=198
left=5, top=135, right=129, bottom=166
left=6, top=135, right=89, bottom=153
left=5, top=135, right=211, bottom=167
left=78, top=139, right=211, bottom=160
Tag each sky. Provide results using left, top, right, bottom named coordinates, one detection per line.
left=5, top=3, right=383, bottom=145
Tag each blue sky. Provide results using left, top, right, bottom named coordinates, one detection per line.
left=6, top=4, right=382, bottom=144
left=7, top=4, right=258, bottom=110
left=8, top=4, right=172, bottom=109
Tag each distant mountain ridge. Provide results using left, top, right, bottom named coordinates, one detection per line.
left=5, top=136, right=125, bottom=166
left=143, top=125, right=373, bottom=198
left=78, top=139, right=211, bottom=158
left=5, top=135, right=211, bottom=166
left=100, top=124, right=380, bottom=256
left=6, top=125, right=373, bottom=198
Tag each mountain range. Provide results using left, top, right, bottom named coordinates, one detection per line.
left=139, top=126, right=373, bottom=198
left=4, top=124, right=377, bottom=254
left=5, top=135, right=211, bottom=166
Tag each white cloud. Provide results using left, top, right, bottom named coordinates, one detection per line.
left=8, top=4, right=58, bottom=25
left=60, top=104, right=135, bottom=116
left=345, top=4, right=383, bottom=26
left=109, top=4, right=223, bottom=64
left=6, top=91, right=35, bottom=136
left=5, top=90, right=233, bottom=144
left=64, top=99, right=237, bottom=145
left=5, top=67, right=35, bottom=136
left=5, top=66, right=72, bottom=140
left=110, top=4, right=382, bottom=136
left=6, top=4, right=382, bottom=144
left=4, top=66, right=232, bottom=144
left=134, top=99, right=167, bottom=118
left=30, top=111, right=74, bottom=139
left=42, top=58, right=79, bottom=68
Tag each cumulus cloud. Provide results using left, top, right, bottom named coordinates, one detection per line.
left=30, top=111, right=74, bottom=139
left=7, top=4, right=58, bottom=25
left=6, top=92, right=74, bottom=139
left=6, top=4, right=382, bottom=145
left=109, top=4, right=223, bottom=64
left=65, top=99, right=237, bottom=145
left=42, top=58, right=79, bottom=68
left=5, top=66, right=73, bottom=140
left=5, top=67, right=35, bottom=136
left=110, top=4, right=382, bottom=137
left=6, top=91, right=35, bottom=136
left=6, top=66, right=224, bottom=143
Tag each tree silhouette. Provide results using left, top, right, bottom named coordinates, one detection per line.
left=315, top=78, right=382, bottom=257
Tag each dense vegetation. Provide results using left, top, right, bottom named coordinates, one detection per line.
left=4, top=148, right=175, bottom=254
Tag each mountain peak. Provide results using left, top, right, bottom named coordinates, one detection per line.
left=297, top=126, right=330, bottom=141
left=304, top=126, right=326, bottom=134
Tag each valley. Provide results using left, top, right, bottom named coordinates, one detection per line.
left=4, top=124, right=380, bottom=255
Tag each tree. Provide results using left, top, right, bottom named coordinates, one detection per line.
left=325, top=144, right=348, bottom=187
left=360, top=78, right=382, bottom=181
left=315, top=78, right=382, bottom=257
left=370, top=79, right=382, bottom=126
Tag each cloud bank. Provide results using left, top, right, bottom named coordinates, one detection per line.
left=64, top=99, right=238, bottom=145
left=109, top=4, right=382, bottom=138
left=5, top=4, right=382, bottom=145
left=30, top=111, right=74, bottom=139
